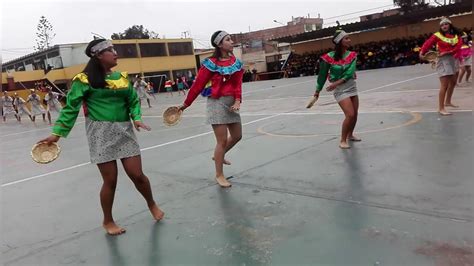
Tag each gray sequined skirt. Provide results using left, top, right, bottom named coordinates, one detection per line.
left=333, top=79, right=358, bottom=102
left=85, top=119, right=141, bottom=164
left=206, top=96, right=241, bottom=125
left=436, top=55, right=457, bottom=77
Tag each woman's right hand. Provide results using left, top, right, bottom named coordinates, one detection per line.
left=38, top=135, right=60, bottom=145
left=439, top=51, right=453, bottom=57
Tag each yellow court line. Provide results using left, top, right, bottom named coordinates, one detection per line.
left=257, top=112, right=422, bottom=138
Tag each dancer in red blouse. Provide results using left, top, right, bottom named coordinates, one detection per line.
left=179, top=30, right=243, bottom=188
left=420, top=17, right=462, bottom=115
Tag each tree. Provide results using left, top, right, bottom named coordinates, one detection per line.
left=393, top=0, right=428, bottom=12
left=111, top=25, right=159, bottom=40
left=34, top=16, right=56, bottom=51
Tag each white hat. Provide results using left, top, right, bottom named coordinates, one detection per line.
left=440, top=17, right=451, bottom=25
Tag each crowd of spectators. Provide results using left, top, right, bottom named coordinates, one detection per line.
left=285, top=28, right=472, bottom=77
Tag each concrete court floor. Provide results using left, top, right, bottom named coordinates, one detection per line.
left=1, top=64, right=473, bottom=266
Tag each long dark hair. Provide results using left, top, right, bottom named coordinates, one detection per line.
left=210, top=30, right=230, bottom=59
left=333, top=42, right=345, bottom=61
left=83, top=57, right=106, bottom=88
left=83, top=39, right=107, bottom=88
left=439, top=24, right=462, bottom=37
left=211, top=47, right=223, bottom=59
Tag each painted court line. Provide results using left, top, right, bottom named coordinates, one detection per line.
left=1, top=114, right=282, bottom=188
left=0, top=73, right=451, bottom=187
left=0, top=120, right=85, bottom=138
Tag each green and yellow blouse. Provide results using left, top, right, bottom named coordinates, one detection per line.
left=316, top=51, right=357, bottom=92
left=52, top=71, right=141, bottom=137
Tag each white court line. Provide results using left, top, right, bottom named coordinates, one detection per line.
left=360, top=73, right=437, bottom=94
left=0, top=120, right=85, bottom=138
left=1, top=114, right=282, bottom=188
left=193, top=79, right=314, bottom=104
left=0, top=72, right=450, bottom=187
left=147, top=109, right=472, bottom=118
left=2, top=162, right=91, bottom=187
left=241, top=79, right=314, bottom=96
left=372, top=88, right=472, bottom=94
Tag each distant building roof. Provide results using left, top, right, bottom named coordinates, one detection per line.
left=271, top=1, right=471, bottom=43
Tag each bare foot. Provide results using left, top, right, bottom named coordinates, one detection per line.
left=212, top=157, right=231, bottom=165
left=439, top=110, right=453, bottom=116
left=103, top=222, right=126, bottom=235
left=339, top=142, right=351, bottom=149
left=149, top=203, right=165, bottom=221
left=445, top=103, right=459, bottom=108
left=215, top=175, right=232, bottom=188
left=348, top=136, right=362, bottom=142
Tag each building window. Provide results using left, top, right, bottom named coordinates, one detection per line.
left=114, top=44, right=138, bottom=58
left=15, top=63, right=25, bottom=71
left=172, top=68, right=196, bottom=80
left=47, top=50, right=60, bottom=58
left=139, top=43, right=167, bottom=57
left=168, top=42, right=193, bottom=56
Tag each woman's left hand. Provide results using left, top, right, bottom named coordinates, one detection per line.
left=326, top=83, right=338, bottom=92
left=230, top=101, right=241, bottom=112
left=133, top=120, right=151, bottom=131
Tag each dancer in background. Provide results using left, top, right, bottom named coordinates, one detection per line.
left=38, top=39, right=164, bottom=235
left=420, top=17, right=462, bottom=114
left=13, top=92, right=33, bottom=123
left=456, top=32, right=472, bottom=86
left=27, top=89, right=47, bottom=123
left=1, top=91, right=19, bottom=122
left=315, top=28, right=360, bottom=149
left=44, top=87, right=63, bottom=125
left=179, top=30, right=243, bottom=188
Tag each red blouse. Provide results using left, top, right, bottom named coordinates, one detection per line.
left=421, top=32, right=462, bottom=55
left=184, top=56, right=243, bottom=107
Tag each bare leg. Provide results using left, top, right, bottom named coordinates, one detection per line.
left=42, top=113, right=46, bottom=122
left=465, top=66, right=471, bottom=82
left=97, top=161, right=126, bottom=235
left=458, top=67, right=466, bottom=84
left=47, top=111, right=52, bottom=125
left=147, top=99, right=152, bottom=108
left=348, top=96, right=361, bottom=141
left=438, top=76, right=452, bottom=115
left=212, top=124, right=232, bottom=187
left=337, top=98, right=356, bottom=149
left=121, top=155, right=164, bottom=221
left=212, top=122, right=242, bottom=165
left=445, top=75, right=458, bottom=108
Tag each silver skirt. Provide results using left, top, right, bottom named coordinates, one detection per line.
left=30, top=103, right=46, bottom=116
left=436, top=55, right=457, bottom=77
left=461, top=56, right=472, bottom=67
left=206, top=96, right=241, bottom=125
left=85, top=119, right=141, bottom=164
left=333, top=79, right=358, bottom=102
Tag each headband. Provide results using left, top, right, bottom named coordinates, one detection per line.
left=440, top=17, right=451, bottom=25
left=334, top=30, right=349, bottom=44
left=90, top=40, right=113, bottom=56
left=213, top=31, right=229, bottom=46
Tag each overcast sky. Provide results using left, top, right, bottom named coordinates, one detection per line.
left=1, top=0, right=395, bottom=62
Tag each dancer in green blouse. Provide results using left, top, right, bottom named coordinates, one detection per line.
left=314, top=29, right=361, bottom=149
left=38, top=39, right=164, bottom=235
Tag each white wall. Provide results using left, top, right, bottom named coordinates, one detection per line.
left=59, top=43, right=88, bottom=67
